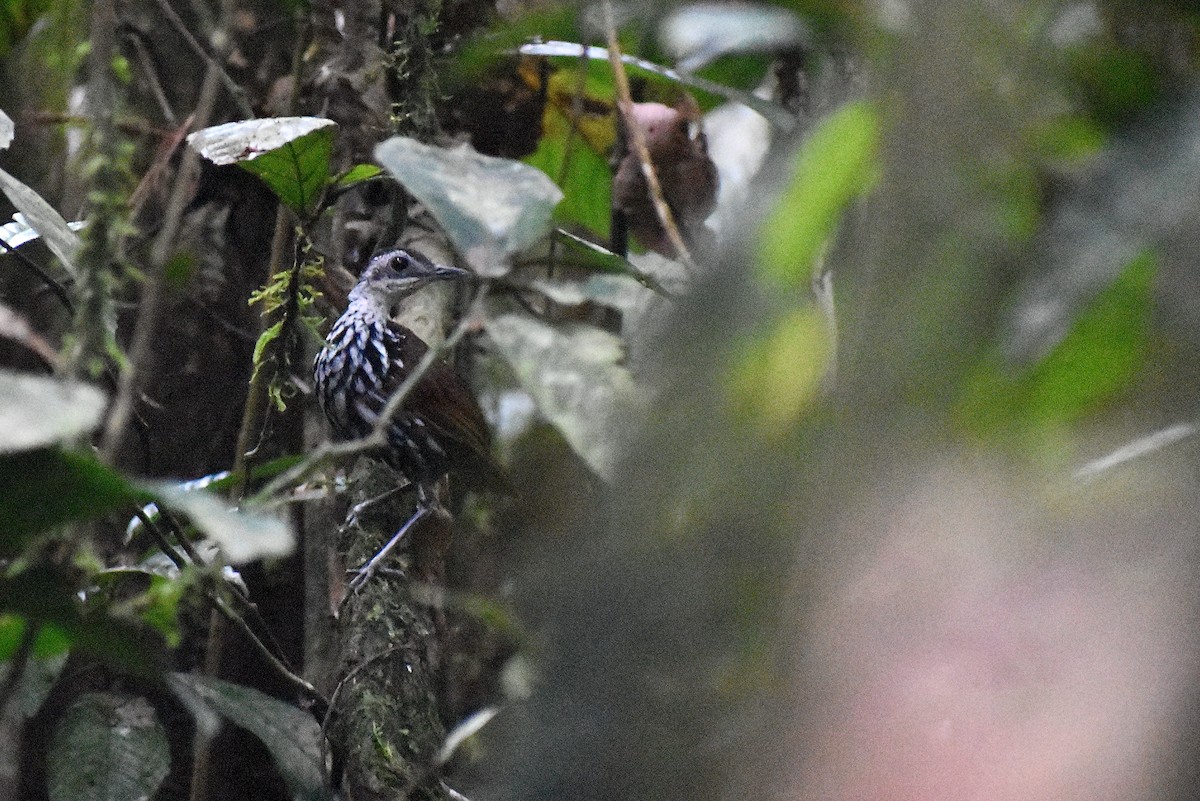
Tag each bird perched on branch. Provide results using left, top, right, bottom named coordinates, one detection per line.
left=613, top=98, right=719, bottom=258
left=314, top=248, right=504, bottom=587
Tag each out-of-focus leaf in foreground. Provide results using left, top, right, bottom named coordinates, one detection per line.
left=0, top=449, right=138, bottom=551
left=376, top=136, right=563, bottom=276
left=187, top=117, right=337, bottom=215
left=0, top=565, right=163, bottom=674
left=659, top=4, right=810, bottom=73
left=486, top=313, right=641, bottom=480
left=47, top=692, right=169, bottom=801
left=0, top=369, right=107, bottom=453
left=167, top=673, right=327, bottom=801
left=726, top=306, right=831, bottom=436
left=1006, top=90, right=1200, bottom=363
left=144, top=482, right=294, bottom=564
left=758, top=100, right=880, bottom=288
left=960, top=251, right=1155, bottom=439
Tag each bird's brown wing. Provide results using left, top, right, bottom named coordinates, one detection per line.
left=385, top=320, right=507, bottom=489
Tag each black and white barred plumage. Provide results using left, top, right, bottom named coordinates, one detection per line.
left=314, top=250, right=504, bottom=495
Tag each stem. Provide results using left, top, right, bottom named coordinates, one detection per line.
left=600, top=3, right=697, bottom=272
left=231, top=209, right=293, bottom=499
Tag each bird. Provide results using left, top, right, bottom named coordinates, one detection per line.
left=314, top=248, right=504, bottom=587
left=612, top=99, right=719, bottom=258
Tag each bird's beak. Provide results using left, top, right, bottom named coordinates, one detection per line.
left=434, top=264, right=472, bottom=281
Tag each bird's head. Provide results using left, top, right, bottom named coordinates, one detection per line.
left=349, top=249, right=471, bottom=306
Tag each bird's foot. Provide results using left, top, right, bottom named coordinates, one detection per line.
left=344, top=504, right=430, bottom=594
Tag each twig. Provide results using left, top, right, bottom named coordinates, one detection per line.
left=100, top=26, right=224, bottom=463
left=3, top=246, right=74, bottom=314
left=376, top=287, right=486, bottom=431
left=151, top=0, right=255, bottom=120
left=138, top=504, right=325, bottom=713
left=134, top=506, right=189, bottom=570
left=249, top=286, right=489, bottom=506
left=230, top=210, right=293, bottom=499
left=127, top=32, right=177, bottom=124
left=211, top=594, right=324, bottom=706
left=600, top=5, right=697, bottom=272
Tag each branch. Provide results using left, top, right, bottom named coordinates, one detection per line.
left=3, top=246, right=73, bottom=314
left=150, top=0, right=255, bottom=120
left=601, top=2, right=697, bottom=272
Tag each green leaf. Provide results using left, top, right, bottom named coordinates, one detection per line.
left=959, top=251, right=1155, bottom=437
left=0, top=449, right=140, bottom=550
left=758, top=100, right=880, bottom=288
left=0, top=614, right=71, bottom=660
left=0, top=369, right=107, bottom=453
left=167, top=673, right=327, bottom=801
left=375, top=137, right=563, bottom=276
left=332, top=163, right=383, bottom=189
left=0, top=623, right=68, bottom=717
left=47, top=692, right=169, bottom=801
left=486, top=312, right=642, bottom=480
left=726, top=306, right=832, bottom=435
left=0, top=566, right=164, bottom=674
left=525, top=121, right=612, bottom=239
left=251, top=318, right=283, bottom=369
left=187, top=117, right=338, bottom=215
left=143, top=482, right=294, bottom=564
left=95, top=571, right=185, bottom=649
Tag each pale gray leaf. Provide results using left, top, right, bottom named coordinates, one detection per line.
left=0, top=167, right=82, bottom=275
left=519, top=41, right=795, bottom=132
left=0, top=108, right=13, bottom=150
left=660, top=4, right=810, bottom=72
left=0, top=212, right=87, bottom=252
left=47, top=693, right=169, bottom=801
left=0, top=652, right=68, bottom=718
left=0, top=370, right=106, bottom=454
left=375, top=137, right=563, bottom=276
left=627, top=252, right=690, bottom=294
left=486, top=313, right=643, bottom=480
left=144, top=483, right=294, bottom=564
left=531, top=274, right=653, bottom=312
left=186, top=116, right=336, bottom=165
left=167, top=673, right=327, bottom=801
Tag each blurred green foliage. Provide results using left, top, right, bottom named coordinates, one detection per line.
left=757, top=99, right=880, bottom=287
left=958, top=251, right=1155, bottom=442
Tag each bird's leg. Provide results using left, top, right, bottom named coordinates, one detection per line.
left=348, top=500, right=429, bottom=593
